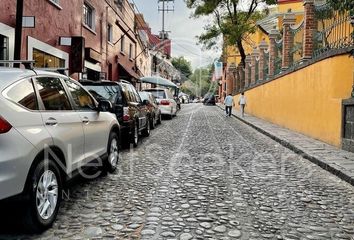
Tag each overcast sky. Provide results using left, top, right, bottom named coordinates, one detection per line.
left=132, top=0, right=221, bottom=70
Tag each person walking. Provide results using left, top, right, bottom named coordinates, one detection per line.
left=238, top=92, right=247, bottom=117
left=224, top=94, right=234, bottom=117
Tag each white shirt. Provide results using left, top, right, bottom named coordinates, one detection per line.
left=239, top=95, right=246, bottom=105
left=224, top=95, right=234, bottom=106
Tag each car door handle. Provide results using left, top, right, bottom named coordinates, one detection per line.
left=82, top=117, right=90, bottom=124
left=45, top=117, right=58, bottom=126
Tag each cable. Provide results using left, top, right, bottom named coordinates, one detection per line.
left=173, top=43, right=215, bottom=60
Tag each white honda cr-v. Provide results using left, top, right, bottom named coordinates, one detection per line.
left=0, top=67, right=120, bottom=232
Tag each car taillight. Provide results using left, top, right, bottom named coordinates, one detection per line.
left=160, top=100, right=170, bottom=105
left=0, top=116, right=12, bottom=134
left=123, top=107, right=130, bottom=121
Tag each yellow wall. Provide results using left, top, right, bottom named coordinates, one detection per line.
left=278, top=1, right=303, bottom=13
left=226, top=45, right=241, bottom=65
left=226, top=29, right=269, bottom=66
left=225, top=1, right=304, bottom=66
left=233, top=55, right=354, bottom=147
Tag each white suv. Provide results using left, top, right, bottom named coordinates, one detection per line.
left=0, top=67, right=120, bottom=232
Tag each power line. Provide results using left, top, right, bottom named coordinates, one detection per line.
left=173, top=42, right=207, bottom=58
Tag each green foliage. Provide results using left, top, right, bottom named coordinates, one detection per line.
left=181, top=65, right=218, bottom=97
left=327, top=0, right=354, bottom=15
left=186, top=0, right=276, bottom=64
left=171, top=56, right=193, bottom=82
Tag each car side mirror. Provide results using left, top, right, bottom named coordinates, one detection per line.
left=97, top=100, right=112, bottom=112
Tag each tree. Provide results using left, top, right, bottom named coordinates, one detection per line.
left=327, top=0, right=353, bottom=15
left=171, top=56, right=193, bottom=82
left=181, top=65, right=218, bottom=97
left=186, top=0, right=276, bottom=65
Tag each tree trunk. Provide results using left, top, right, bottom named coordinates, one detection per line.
left=236, top=39, right=246, bottom=66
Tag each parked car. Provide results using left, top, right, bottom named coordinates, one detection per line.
left=80, top=80, right=150, bottom=147
left=192, top=98, right=201, bottom=103
left=180, top=95, right=189, bottom=104
left=143, top=88, right=178, bottom=119
left=203, top=93, right=216, bottom=105
left=139, top=91, right=162, bottom=129
left=0, top=67, right=120, bottom=232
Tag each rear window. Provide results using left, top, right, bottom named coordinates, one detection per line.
left=139, top=92, right=149, bottom=101
left=121, top=83, right=141, bottom=103
left=144, top=90, right=166, bottom=99
left=84, top=84, right=122, bottom=104
left=4, top=79, right=38, bottom=110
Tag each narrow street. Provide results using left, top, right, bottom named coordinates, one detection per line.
left=2, top=104, right=354, bottom=240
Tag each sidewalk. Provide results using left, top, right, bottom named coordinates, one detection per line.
left=217, top=104, right=354, bottom=186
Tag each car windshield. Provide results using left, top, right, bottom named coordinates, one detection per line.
left=144, top=90, right=166, bottom=99
left=84, top=85, right=121, bottom=103
left=139, top=92, right=149, bottom=101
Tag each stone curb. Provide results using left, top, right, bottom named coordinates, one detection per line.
left=217, top=105, right=354, bottom=186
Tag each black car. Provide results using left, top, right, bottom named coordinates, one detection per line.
left=80, top=80, right=150, bottom=147
left=203, top=93, right=216, bottom=105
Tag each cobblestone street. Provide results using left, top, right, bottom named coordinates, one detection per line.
left=1, top=104, right=354, bottom=240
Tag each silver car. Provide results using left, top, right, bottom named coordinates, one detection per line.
left=0, top=67, right=120, bottom=232
left=143, top=88, right=178, bottom=119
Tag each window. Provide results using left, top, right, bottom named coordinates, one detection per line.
left=129, top=43, right=133, bottom=59
left=0, top=34, right=8, bottom=66
left=33, top=48, right=65, bottom=68
left=84, top=84, right=122, bottom=104
left=5, top=79, right=38, bottom=110
left=64, top=79, right=95, bottom=110
left=130, top=85, right=141, bottom=103
left=139, top=92, right=148, bottom=101
left=83, top=2, right=95, bottom=30
left=120, top=35, right=125, bottom=53
left=121, top=83, right=137, bottom=102
left=107, top=24, right=113, bottom=43
left=35, top=77, right=72, bottom=111
left=115, top=0, right=123, bottom=10
left=144, top=90, right=166, bottom=99
left=48, top=0, right=60, bottom=6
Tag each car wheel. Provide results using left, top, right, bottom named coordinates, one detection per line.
left=157, top=113, right=162, bottom=124
left=104, top=131, right=119, bottom=173
left=151, top=115, right=156, bottom=129
left=131, top=122, right=139, bottom=148
left=23, top=159, right=62, bottom=233
left=143, top=118, right=151, bottom=137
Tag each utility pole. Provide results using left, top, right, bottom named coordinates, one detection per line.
left=14, top=0, right=24, bottom=67
left=158, top=0, right=174, bottom=40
